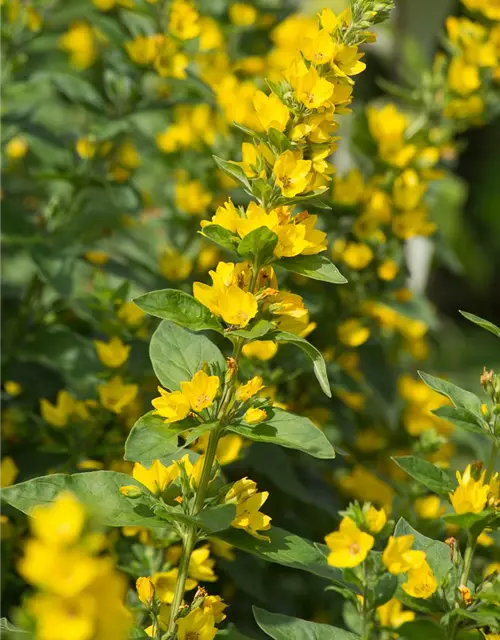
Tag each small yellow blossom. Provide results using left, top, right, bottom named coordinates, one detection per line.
left=176, top=607, right=217, bottom=640
left=189, top=545, right=217, bottom=582
left=225, top=478, right=271, bottom=540
left=366, top=505, right=387, bottom=534
left=4, top=381, right=22, bottom=396
left=175, top=180, right=212, bottom=216
left=76, top=137, right=97, bottom=159
left=377, top=598, right=415, bottom=628
left=383, top=535, right=425, bottom=575
left=415, top=495, right=445, bottom=519
left=6, top=136, right=28, bottom=160
left=402, top=560, right=438, bottom=599
left=242, top=340, right=278, bottom=360
left=243, top=407, right=267, bottom=424
left=342, top=242, right=374, bottom=270
left=236, top=376, right=264, bottom=402
left=59, top=21, right=97, bottom=70
left=136, top=577, right=155, bottom=606
left=169, top=0, right=200, bottom=40
left=40, top=390, right=76, bottom=428
left=253, top=91, right=289, bottom=132
left=31, top=492, right=85, bottom=547
left=94, top=336, right=130, bottom=369
left=450, top=464, right=490, bottom=515
left=152, top=569, right=197, bottom=604
left=377, top=259, right=399, bottom=281
left=160, top=249, right=193, bottom=281
left=97, top=376, right=138, bottom=414
left=181, top=370, right=219, bottom=412
left=325, top=517, right=374, bottom=568
left=273, top=150, right=312, bottom=198
left=337, top=318, right=370, bottom=347
left=203, top=595, right=228, bottom=623
left=152, top=388, right=191, bottom=423
left=1, top=457, right=19, bottom=488
left=131, top=460, right=179, bottom=495
left=229, top=3, right=257, bottom=26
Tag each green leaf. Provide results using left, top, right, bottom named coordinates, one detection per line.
left=391, top=456, right=454, bottom=497
left=276, top=254, right=347, bottom=284
left=227, top=319, right=275, bottom=340
left=34, top=71, right=105, bottom=109
left=216, top=625, right=255, bottom=640
left=459, top=311, right=500, bottom=338
left=397, top=620, right=447, bottom=640
left=124, top=412, right=212, bottom=465
left=418, top=371, right=483, bottom=417
left=237, top=227, right=278, bottom=265
left=394, top=518, right=453, bottom=583
left=442, top=511, right=492, bottom=529
left=134, top=290, right=222, bottom=332
left=254, top=608, right=360, bottom=640
left=149, top=320, right=226, bottom=391
left=213, top=156, right=250, bottom=189
left=267, top=127, right=292, bottom=154
left=214, top=527, right=341, bottom=581
left=200, top=225, right=239, bottom=252
left=271, top=331, right=331, bottom=397
left=373, top=573, right=398, bottom=607
left=1, top=471, right=166, bottom=528
left=0, top=618, right=29, bottom=637
left=157, top=502, right=236, bottom=533
left=231, top=122, right=267, bottom=143
left=227, top=407, right=335, bottom=459
left=432, top=405, right=488, bottom=435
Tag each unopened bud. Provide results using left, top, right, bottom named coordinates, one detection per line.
left=481, top=403, right=490, bottom=419
left=120, top=485, right=143, bottom=498
left=458, top=585, right=473, bottom=606
left=445, top=537, right=459, bottom=565
left=136, top=577, right=155, bottom=606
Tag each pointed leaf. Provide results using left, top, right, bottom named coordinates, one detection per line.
left=237, top=227, right=278, bottom=265
left=134, top=289, right=222, bottom=332
left=200, top=225, right=239, bottom=252
left=254, top=608, right=360, bottom=640
left=149, top=320, right=226, bottom=391
left=432, top=405, right=487, bottom=435
left=214, top=526, right=341, bottom=581
left=276, top=254, right=347, bottom=284
left=227, top=319, right=275, bottom=340
left=418, top=371, right=482, bottom=417
left=460, top=311, right=500, bottom=338
left=213, top=156, right=250, bottom=189
left=391, top=456, right=454, bottom=497
left=227, top=407, right=335, bottom=459
left=271, top=331, right=331, bottom=397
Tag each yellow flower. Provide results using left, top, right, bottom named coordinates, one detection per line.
left=339, top=466, right=394, bottom=511
left=76, top=137, right=97, bottom=159
left=242, top=340, right=278, bottom=361
left=450, top=464, right=490, bottom=514
left=273, top=150, right=312, bottom=198
left=377, top=598, right=415, bottom=628
left=169, top=0, right=200, bottom=40
left=325, top=517, right=374, bottom=568
left=59, top=21, right=97, bottom=70
left=31, top=492, right=85, bottom=547
left=236, top=376, right=264, bottom=402
left=1, top=456, right=19, bottom=488
left=4, top=380, right=22, bottom=396
left=160, top=249, right=193, bottom=281
left=189, top=545, right=217, bottom=582
left=342, top=242, right=374, bottom=270
left=337, top=318, right=370, bottom=347
left=181, top=370, right=219, bottom=412
left=136, top=577, right=155, bottom=606
left=477, top=531, right=494, bottom=547
left=334, top=169, right=364, bottom=206
left=175, top=180, right=212, bottom=216
left=366, top=505, right=387, bottom=534
left=448, top=56, right=481, bottom=96
left=97, top=376, right=138, bottom=414
left=484, top=561, right=500, bottom=578
left=193, top=262, right=258, bottom=328
left=243, top=407, right=267, bottom=424
left=266, top=291, right=311, bottom=336
left=132, top=460, right=179, bottom=495
left=176, top=608, right=217, bottom=640
left=152, top=569, right=197, bottom=604
left=203, top=595, right=228, bottom=623
left=383, top=535, right=425, bottom=575
left=393, top=169, right=426, bottom=210
left=6, top=136, right=28, bottom=160
left=330, top=43, right=366, bottom=77
left=201, top=199, right=240, bottom=234
left=415, top=495, right=445, bottom=519
left=402, top=560, right=438, bottom=599
left=229, top=3, right=257, bottom=26
left=288, top=62, right=334, bottom=110
left=85, top=250, right=109, bottom=265
left=40, top=390, right=76, bottom=428
left=301, top=28, right=334, bottom=65
left=253, top=91, right=289, bottom=132
left=125, top=35, right=158, bottom=65
left=118, top=301, right=145, bottom=327
left=225, top=478, right=271, bottom=540
left=175, top=453, right=205, bottom=489
left=94, top=336, right=130, bottom=368
left=152, top=387, right=191, bottom=423
left=377, top=259, right=399, bottom=281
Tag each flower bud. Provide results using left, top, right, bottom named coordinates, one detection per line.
left=120, top=485, right=143, bottom=498
left=136, top=577, right=155, bottom=606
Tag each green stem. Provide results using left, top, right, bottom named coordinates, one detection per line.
left=484, top=442, right=499, bottom=484
left=165, top=426, right=222, bottom=637
left=361, top=562, right=370, bottom=640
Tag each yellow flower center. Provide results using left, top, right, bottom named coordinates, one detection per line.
left=349, top=542, right=361, bottom=555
